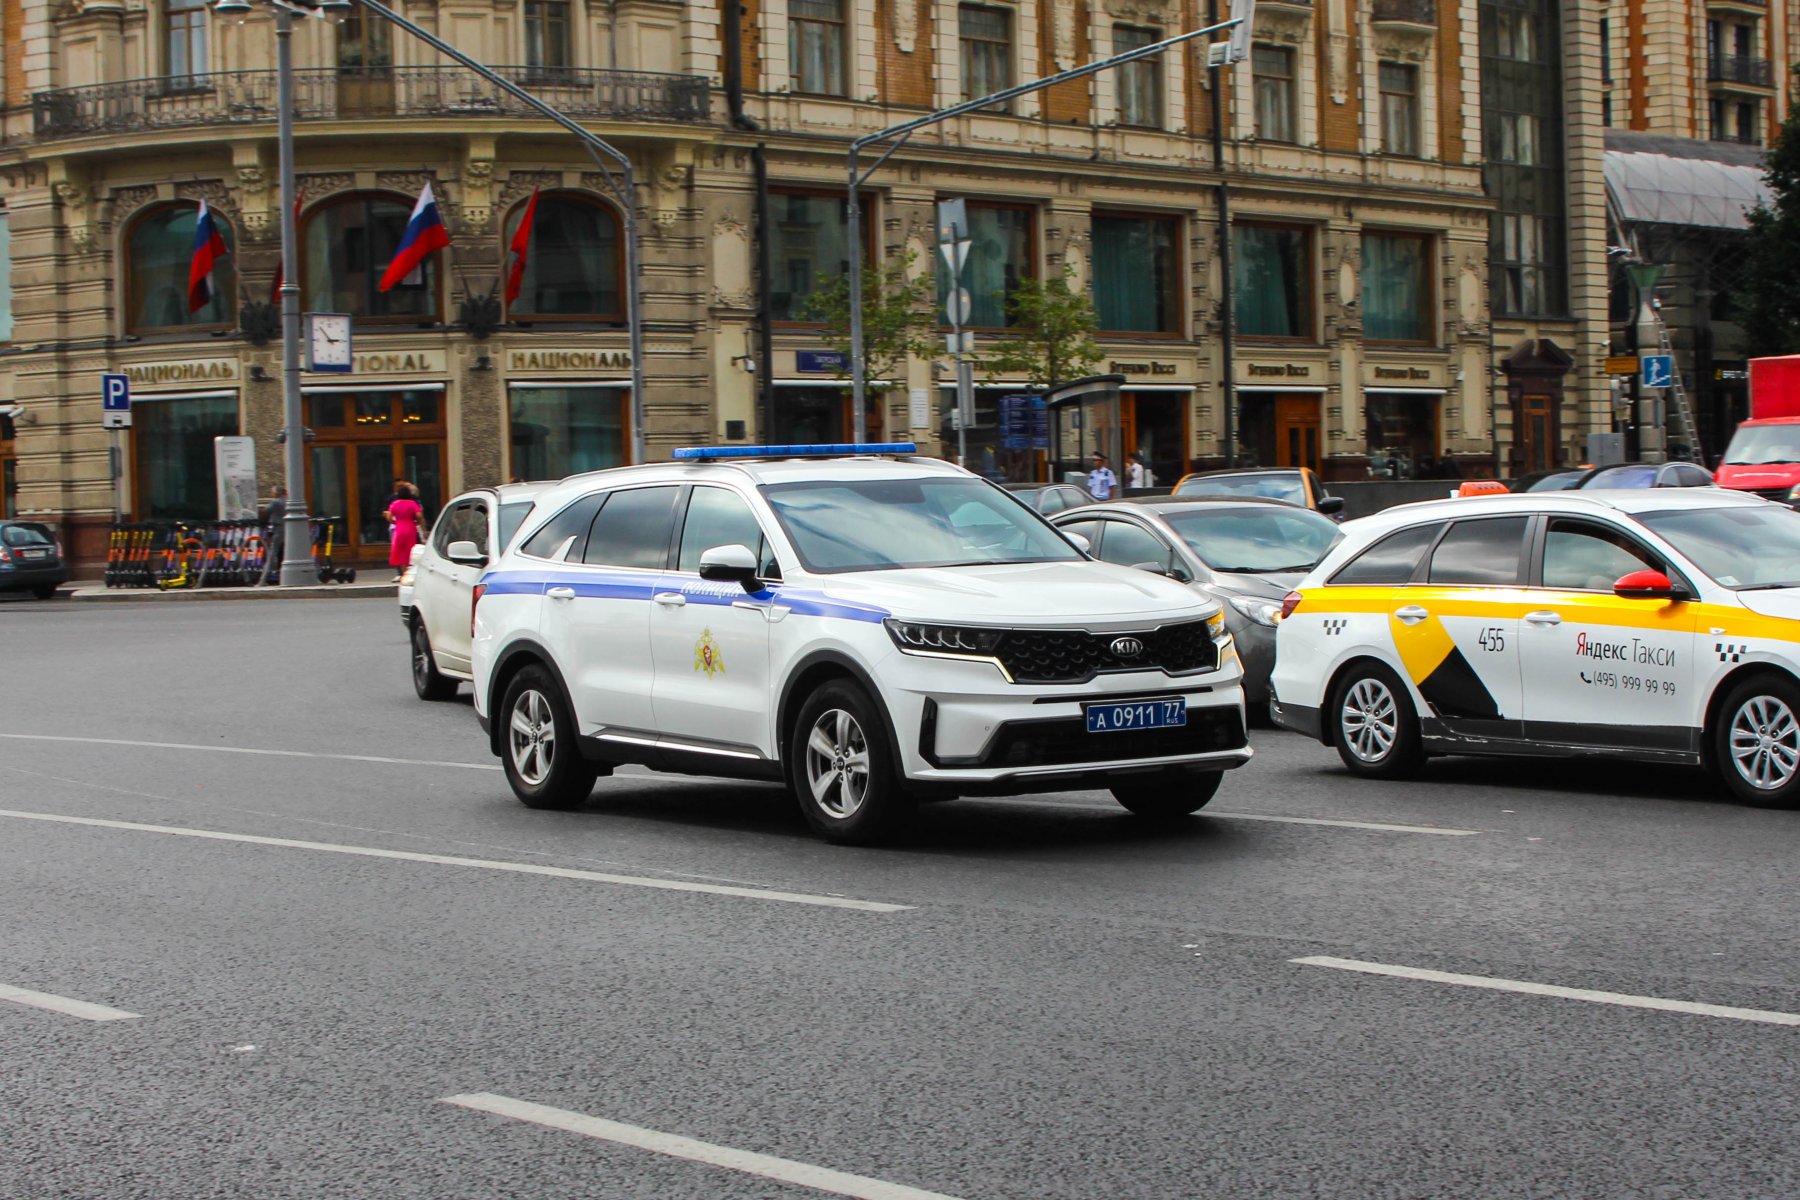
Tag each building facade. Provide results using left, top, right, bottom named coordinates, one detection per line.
left=0, top=0, right=1604, bottom=565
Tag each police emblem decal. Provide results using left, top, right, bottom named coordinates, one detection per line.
left=694, top=629, right=725, bottom=677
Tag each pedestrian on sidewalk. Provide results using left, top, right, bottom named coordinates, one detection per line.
left=385, top=482, right=425, bottom=583
left=1126, top=451, right=1153, bottom=490
left=257, top=487, right=287, bottom=586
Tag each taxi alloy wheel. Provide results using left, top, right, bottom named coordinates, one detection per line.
left=790, top=680, right=911, bottom=844
left=501, top=664, right=598, bottom=811
left=1718, top=677, right=1800, bottom=807
left=411, top=621, right=458, bottom=701
left=1332, top=662, right=1423, bottom=780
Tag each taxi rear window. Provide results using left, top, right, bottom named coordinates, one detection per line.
left=1329, top=522, right=1442, bottom=586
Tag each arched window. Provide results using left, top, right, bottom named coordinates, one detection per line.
left=504, top=192, right=623, bottom=321
left=303, top=192, right=440, bottom=322
left=127, top=203, right=235, bottom=333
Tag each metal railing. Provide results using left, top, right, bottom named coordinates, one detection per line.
left=1707, top=55, right=1774, bottom=87
left=31, top=65, right=711, bottom=140
left=1372, top=0, right=1437, bottom=24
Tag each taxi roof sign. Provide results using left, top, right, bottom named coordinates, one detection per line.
left=671, top=443, right=919, bottom=461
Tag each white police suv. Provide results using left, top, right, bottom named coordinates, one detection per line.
left=469, top=444, right=1251, bottom=843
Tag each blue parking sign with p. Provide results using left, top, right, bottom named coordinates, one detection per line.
left=1640, top=355, right=1673, bottom=389
left=101, top=373, right=131, bottom=428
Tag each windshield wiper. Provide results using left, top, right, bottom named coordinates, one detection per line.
left=1210, top=563, right=1315, bottom=574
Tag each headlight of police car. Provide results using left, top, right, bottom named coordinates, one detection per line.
left=884, top=619, right=1004, bottom=656
left=1226, top=597, right=1282, bottom=628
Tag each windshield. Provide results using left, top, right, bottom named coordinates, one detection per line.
left=1527, top=471, right=1585, bottom=492
left=1174, top=473, right=1306, bottom=505
left=1582, top=465, right=1659, bottom=489
left=761, top=478, right=1083, bottom=573
left=1638, top=505, right=1800, bottom=589
left=0, top=524, right=52, bottom=547
left=498, top=502, right=535, bottom=552
left=1723, top=424, right=1800, bottom=465
left=1160, top=506, right=1343, bottom=573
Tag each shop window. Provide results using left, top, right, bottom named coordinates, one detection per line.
left=1379, top=63, right=1419, bottom=156
left=524, top=0, right=572, bottom=74
left=960, top=5, right=1014, bottom=110
left=133, top=394, right=239, bottom=521
left=165, top=0, right=208, bottom=86
left=0, top=210, right=13, bottom=344
left=937, top=202, right=1034, bottom=328
left=505, top=193, right=623, bottom=321
left=1363, top=233, right=1432, bottom=343
left=1114, top=25, right=1164, bottom=129
left=771, top=190, right=852, bottom=323
left=509, top=385, right=628, bottom=479
left=303, top=193, right=440, bottom=323
left=1364, top=393, right=1441, bottom=479
left=127, top=203, right=236, bottom=334
left=791, top=0, right=847, bottom=96
left=1092, top=213, right=1181, bottom=334
left=1233, top=223, right=1310, bottom=339
left=1252, top=45, right=1296, bottom=143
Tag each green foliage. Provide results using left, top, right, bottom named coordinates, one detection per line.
left=1737, top=109, right=1800, bottom=356
left=979, top=267, right=1104, bottom=391
left=799, top=248, right=938, bottom=392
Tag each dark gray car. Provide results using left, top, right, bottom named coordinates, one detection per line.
left=1053, top=497, right=1343, bottom=707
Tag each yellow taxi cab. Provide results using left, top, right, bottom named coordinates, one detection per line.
left=1270, top=489, right=1800, bottom=806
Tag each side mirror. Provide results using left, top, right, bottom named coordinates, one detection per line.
left=445, top=539, right=487, bottom=568
left=1064, top=531, right=1092, bottom=554
left=698, top=543, right=762, bottom=591
left=1614, top=569, right=1683, bottom=600
left=1317, top=495, right=1345, bottom=516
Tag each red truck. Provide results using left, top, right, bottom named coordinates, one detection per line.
left=1716, top=354, right=1800, bottom=501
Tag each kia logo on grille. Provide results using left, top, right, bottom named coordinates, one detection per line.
left=1110, top=637, right=1144, bottom=658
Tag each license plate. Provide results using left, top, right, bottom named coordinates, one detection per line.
left=17, top=548, right=48, bottom=560
left=1085, top=698, right=1187, bottom=733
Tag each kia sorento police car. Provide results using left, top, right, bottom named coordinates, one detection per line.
left=1270, top=488, right=1800, bottom=807
left=466, top=445, right=1250, bottom=843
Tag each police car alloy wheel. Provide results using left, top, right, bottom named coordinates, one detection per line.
left=790, top=680, right=910, bottom=844
left=411, top=621, right=457, bottom=702
left=1716, top=676, right=1800, bottom=808
left=1331, top=663, right=1423, bottom=779
left=501, top=665, right=598, bottom=810
left=1111, top=771, right=1223, bottom=818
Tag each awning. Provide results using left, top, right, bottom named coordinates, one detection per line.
left=1604, top=148, right=1771, bottom=230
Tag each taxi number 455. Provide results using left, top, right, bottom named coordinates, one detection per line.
left=1475, top=626, right=1506, bottom=652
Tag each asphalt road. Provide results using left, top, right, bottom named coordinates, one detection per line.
left=4, top=596, right=1800, bottom=1199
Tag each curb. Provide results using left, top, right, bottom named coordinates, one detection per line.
left=67, top=582, right=398, bottom=603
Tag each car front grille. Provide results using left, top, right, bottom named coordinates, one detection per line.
left=992, top=619, right=1216, bottom=685
left=976, top=707, right=1247, bottom=768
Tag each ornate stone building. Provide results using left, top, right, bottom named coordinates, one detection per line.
left=0, top=0, right=1605, bottom=565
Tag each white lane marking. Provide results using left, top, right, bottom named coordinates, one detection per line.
left=0, top=809, right=910, bottom=913
left=443, top=1093, right=965, bottom=1200
left=0, top=983, right=141, bottom=1022
left=0, top=733, right=500, bottom=772
left=1294, top=956, right=1800, bottom=1028
left=1011, top=798, right=1476, bottom=836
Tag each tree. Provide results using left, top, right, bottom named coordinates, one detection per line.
left=800, top=248, right=938, bottom=392
left=1737, top=109, right=1800, bottom=357
left=979, top=267, right=1104, bottom=390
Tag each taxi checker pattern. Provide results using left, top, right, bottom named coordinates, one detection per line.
left=1268, top=489, right=1800, bottom=807
left=470, top=445, right=1252, bottom=844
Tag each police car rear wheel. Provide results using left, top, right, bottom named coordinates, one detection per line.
left=1717, top=677, right=1800, bottom=807
left=411, top=621, right=458, bottom=701
left=791, top=681, right=910, bottom=844
left=1332, top=663, right=1423, bottom=779
left=502, top=666, right=597, bottom=810
left=1112, top=771, right=1222, bottom=819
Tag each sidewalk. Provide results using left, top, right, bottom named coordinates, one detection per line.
left=64, top=581, right=397, bottom=603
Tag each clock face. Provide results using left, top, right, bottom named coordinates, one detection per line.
left=306, top=314, right=352, bottom=370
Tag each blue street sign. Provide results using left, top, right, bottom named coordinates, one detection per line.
left=796, top=350, right=848, bottom=373
left=1640, top=354, right=1674, bottom=389
left=101, top=373, right=130, bottom=410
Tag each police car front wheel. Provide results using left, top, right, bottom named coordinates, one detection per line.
left=790, top=680, right=910, bottom=844
left=1716, top=675, right=1800, bottom=808
left=1331, top=662, right=1423, bottom=780
left=501, top=665, right=598, bottom=810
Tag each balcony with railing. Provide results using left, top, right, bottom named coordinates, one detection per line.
left=1706, top=55, right=1774, bottom=88
left=31, top=66, right=712, bottom=142
left=1372, top=0, right=1437, bottom=27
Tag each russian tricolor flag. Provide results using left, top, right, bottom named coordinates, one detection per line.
left=187, top=200, right=229, bottom=313
left=379, top=182, right=451, bottom=293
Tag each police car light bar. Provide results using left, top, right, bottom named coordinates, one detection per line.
left=671, top=443, right=919, bottom=461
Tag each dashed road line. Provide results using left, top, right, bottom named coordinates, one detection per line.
left=0, top=983, right=141, bottom=1022
left=442, top=1093, right=965, bottom=1200
left=1294, top=955, right=1800, bottom=1027
left=0, top=732, right=500, bottom=772
left=0, top=808, right=910, bottom=913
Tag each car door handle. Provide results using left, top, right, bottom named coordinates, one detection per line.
left=1394, top=605, right=1430, bottom=625
left=654, top=592, right=688, bottom=607
left=546, top=586, right=576, bottom=600
left=1525, top=611, right=1563, bottom=627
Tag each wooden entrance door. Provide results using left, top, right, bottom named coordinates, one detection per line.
left=1274, top=395, right=1321, bottom=472
left=337, top=10, right=395, bottom=116
left=304, top=389, right=446, bottom=563
left=1518, top=393, right=1554, bottom=474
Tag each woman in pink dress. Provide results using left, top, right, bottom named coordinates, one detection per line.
left=384, top=482, right=425, bottom=581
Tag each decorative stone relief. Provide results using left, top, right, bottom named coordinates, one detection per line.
left=110, top=184, right=159, bottom=220
left=377, top=171, right=438, bottom=198
left=1051, top=0, right=1078, bottom=69
left=1326, top=0, right=1351, bottom=104
left=1254, top=3, right=1311, bottom=45
left=177, top=179, right=232, bottom=207
left=893, top=0, right=917, bottom=53
left=234, top=165, right=268, bottom=199
left=710, top=216, right=753, bottom=308
left=298, top=173, right=355, bottom=201
left=1337, top=259, right=1357, bottom=307
left=502, top=171, right=560, bottom=203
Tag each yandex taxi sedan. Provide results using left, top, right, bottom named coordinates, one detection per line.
left=1270, top=489, right=1800, bottom=806
left=470, top=444, right=1252, bottom=844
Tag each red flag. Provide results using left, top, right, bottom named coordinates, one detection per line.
left=504, top=187, right=540, bottom=307
left=271, top=196, right=302, bottom=303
